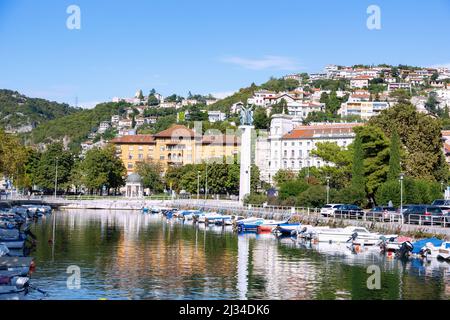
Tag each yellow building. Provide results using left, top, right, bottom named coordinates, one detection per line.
left=111, top=125, right=240, bottom=174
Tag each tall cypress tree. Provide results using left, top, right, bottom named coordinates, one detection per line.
left=351, top=135, right=365, bottom=190
left=387, top=130, right=401, bottom=181
left=350, top=134, right=366, bottom=205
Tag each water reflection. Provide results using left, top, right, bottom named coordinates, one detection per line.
left=27, top=210, right=449, bottom=300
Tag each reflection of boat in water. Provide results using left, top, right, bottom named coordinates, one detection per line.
left=236, top=219, right=287, bottom=233
left=417, top=240, right=450, bottom=261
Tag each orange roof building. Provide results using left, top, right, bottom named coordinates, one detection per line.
left=111, top=125, right=240, bottom=173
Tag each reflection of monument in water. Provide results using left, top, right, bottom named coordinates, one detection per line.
left=239, top=105, right=254, bottom=204
left=237, top=234, right=318, bottom=299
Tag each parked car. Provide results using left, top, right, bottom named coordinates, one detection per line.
left=366, top=206, right=397, bottom=221
left=431, top=200, right=450, bottom=216
left=333, top=205, right=364, bottom=219
left=431, top=199, right=450, bottom=206
left=320, top=204, right=344, bottom=217
left=397, top=204, right=413, bottom=215
left=403, top=205, right=444, bottom=225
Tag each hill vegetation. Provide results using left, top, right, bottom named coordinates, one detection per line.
left=27, top=101, right=130, bottom=152
left=0, top=89, right=80, bottom=133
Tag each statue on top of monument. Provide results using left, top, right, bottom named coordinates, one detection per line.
left=239, top=104, right=254, bottom=126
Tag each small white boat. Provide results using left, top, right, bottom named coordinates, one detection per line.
left=313, top=226, right=383, bottom=245
left=437, top=242, right=450, bottom=260
left=197, top=212, right=219, bottom=223
left=0, top=243, right=9, bottom=257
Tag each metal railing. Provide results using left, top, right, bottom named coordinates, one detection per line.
left=407, top=214, right=448, bottom=227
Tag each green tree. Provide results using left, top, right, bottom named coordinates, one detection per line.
left=387, top=130, right=402, bottom=181
left=296, top=185, right=327, bottom=208
left=135, top=161, right=164, bottom=194
left=349, top=134, right=366, bottom=205
left=354, top=125, right=390, bottom=203
left=278, top=179, right=309, bottom=201
left=0, top=130, right=29, bottom=190
left=369, top=102, right=448, bottom=182
left=33, top=143, right=74, bottom=192
left=431, top=72, right=439, bottom=82
left=424, top=92, right=441, bottom=116
left=251, top=165, right=261, bottom=193
left=137, top=89, right=144, bottom=100
left=188, top=105, right=208, bottom=121
left=253, top=107, right=270, bottom=130
left=148, top=94, right=160, bottom=106
left=270, top=99, right=288, bottom=116
left=81, top=145, right=126, bottom=194
left=273, top=169, right=296, bottom=186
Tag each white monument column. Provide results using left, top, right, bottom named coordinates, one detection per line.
left=239, top=125, right=254, bottom=204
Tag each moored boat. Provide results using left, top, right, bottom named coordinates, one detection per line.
left=311, top=226, right=384, bottom=245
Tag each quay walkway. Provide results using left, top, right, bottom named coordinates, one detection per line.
left=4, top=196, right=450, bottom=238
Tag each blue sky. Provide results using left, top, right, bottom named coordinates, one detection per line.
left=1, top=0, right=450, bottom=107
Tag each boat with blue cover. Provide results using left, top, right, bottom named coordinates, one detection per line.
left=274, top=223, right=302, bottom=236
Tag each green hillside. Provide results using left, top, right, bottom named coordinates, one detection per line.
left=0, top=89, right=80, bottom=132
left=209, top=77, right=300, bottom=113
left=27, top=101, right=130, bottom=151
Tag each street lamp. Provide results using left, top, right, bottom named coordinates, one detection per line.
left=205, top=164, right=208, bottom=201
left=399, top=173, right=404, bottom=222
left=197, top=171, right=200, bottom=200
left=54, top=157, right=59, bottom=199
left=326, top=176, right=330, bottom=204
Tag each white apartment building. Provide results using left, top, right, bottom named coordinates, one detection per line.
left=111, top=115, right=120, bottom=125
left=388, top=83, right=411, bottom=92
left=207, top=110, right=227, bottom=123
left=256, top=115, right=362, bottom=184
left=287, top=101, right=325, bottom=120
left=350, top=77, right=370, bottom=89
left=339, top=101, right=390, bottom=120
left=112, top=97, right=141, bottom=105
left=231, top=101, right=244, bottom=114
left=248, top=90, right=277, bottom=106
left=98, top=121, right=111, bottom=134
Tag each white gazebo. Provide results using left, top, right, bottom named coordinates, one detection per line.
left=125, top=173, right=143, bottom=198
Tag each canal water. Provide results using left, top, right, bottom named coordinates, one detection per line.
left=27, top=210, right=449, bottom=300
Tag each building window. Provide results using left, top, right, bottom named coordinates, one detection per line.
left=291, top=161, right=295, bottom=168
left=129, top=146, right=134, bottom=151
left=138, top=146, right=143, bottom=151
left=284, top=150, right=287, bottom=157
left=127, top=163, right=133, bottom=169
left=138, top=154, right=143, bottom=160
left=160, top=156, right=165, bottom=160
left=283, top=161, right=287, bottom=168
left=128, top=154, right=133, bottom=160
left=291, top=142, right=295, bottom=146
left=291, top=150, right=295, bottom=158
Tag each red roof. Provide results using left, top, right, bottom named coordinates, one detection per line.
left=283, top=123, right=363, bottom=140
left=153, top=125, right=195, bottom=138
left=110, top=135, right=155, bottom=144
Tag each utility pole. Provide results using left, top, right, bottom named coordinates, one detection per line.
left=54, top=157, right=59, bottom=199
